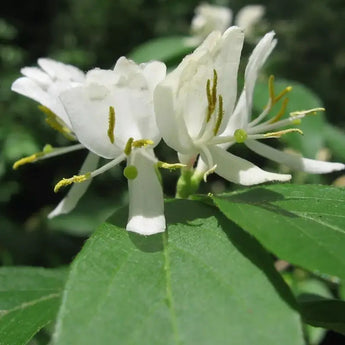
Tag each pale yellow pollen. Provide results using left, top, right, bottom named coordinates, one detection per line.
left=213, top=95, right=224, bottom=135
left=13, top=153, right=43, bottom=170
left=264, top=128, right=304, bottom=138
left=132, top=139, right=154, bottom=148
left=290, top=107, right=325, bottom=117
left=107, top=106, right=116, bottom=144
left=124, top=137, right=134, bottom=156
left=157, top=161, right=186, bottom=170
left=54, top=173, right=91, bottom=193
left=124, top=138, right=154, bottom=156
left=39, top=105, right=75, bottom=141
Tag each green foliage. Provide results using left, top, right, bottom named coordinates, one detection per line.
left=129, top=36, right=192, bottom=65
left=213, top=184, right=345, bottom=281
left=52, top=200, right=304, bottom=345
left=0, top=267, right=67, bottom=345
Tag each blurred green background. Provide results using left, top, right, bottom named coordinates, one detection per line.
left=1, top=0, right=345, bottom=262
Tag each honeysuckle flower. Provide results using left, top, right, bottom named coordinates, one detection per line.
left=155, top=27, right=345, bottom=193
left=11, top=58, right=100, bottom=218
left=234, top=5, right=265, bottom=40
left=213, top=31, right=345, bottom=176
left=58, top=57, right=167, bottom=235
left=187, top=3, right=265, bottom=46
left=155, top=27, right=292, bottom=187
left=189, top=3, right=232, bottom=46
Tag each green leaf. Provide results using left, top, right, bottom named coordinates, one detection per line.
left=128, top=36, right=192, bottom=65
left=324, top=123, right=345, bottom=161
left=0, top=267, right=67, bottom=345
left=213, top=184, right=345, bottom=281
left=298, top=295, right=345, bottom=335
left=52, top=200, right=304, bottom=345
left=253, top=79, right=325, bottom=159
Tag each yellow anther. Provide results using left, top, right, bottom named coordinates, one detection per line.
left=264, top=128, right=304, bottom=138
left=12, top=144, right=55, bottom=170
left=206, top=69, right=218, bottom=122
left=132, top=139, right=154, bottom=148
left=268, top=98, right=289, bottom=124
left=124, top=137, right=134, bottom=155
left=54, top=173, right=91, bottom=193
left=212, top=69, right=218, bottom=106
left=107, top=106, right=116, bottom=144
left=157, top=161, right=186, bottom=170
left=39, top=105, right=75, bottom=141
left=213, top=95, right=224, bottom=135
left=274, top=86, right=292, bottom=104
left=13, top=153, right=43, bottom=170
left=290, top=107, right=325, bottom=117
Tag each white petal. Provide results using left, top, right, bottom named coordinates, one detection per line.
left=244, top=31, right=276, bottom=120
left=48, top=152, right=99, bottom=218
left=141, top=61, right=167, bottom=93
left=235, top=5, right=265, bottom=32
left=21, top=67, right=51, bottom=86
left=38, top=58, right=85, bottom=82
left=215, top=26, right=244, bottom=133
left=191, top=3, right=232, bottom=42
left=154, top=81, right=196, bottom=154
left=11, top=77, right=72, bottom=128
left=246, top=140, right=345, bottom=173
left=126, top=149, right=165, bottom=235
left=208, top=145, right=291, bottom=185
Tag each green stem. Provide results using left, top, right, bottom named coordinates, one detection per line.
left=175, top=168, right=202, bottom=199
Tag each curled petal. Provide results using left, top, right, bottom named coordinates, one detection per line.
left=246, top=140, right=345, bottom=174
left=48, top=152, right=99, bottom=218
left=208, top=145, right=291, bottom=185
left=11, top=77, right=72, bottom=128
left=126, top=149, right=165, bottom=235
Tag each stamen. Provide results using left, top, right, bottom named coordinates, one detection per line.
left=203, top=164, right=217, bottom=182
left=54, top=173, right=91, bottom=193
left=274, top=86, right=292, bottom=104
left=39, top=105, right=75, bottom=141
left=268, top=98, right=289, bottom=124
left=107, top=106, right=116, bottom=144
left=124, top=137, right=134, bottom=155
left=213, top=95, right=224, bottom=135
left=234, top=129, right=248, bottom=143
left=290, top=107, right=325, bottom=117
left=212, top=69, right=218, bottom=107
left=205, top=69, right=218, bottom=122
left=263, top=128, right=303, bottom=138
left=132, top=139, right=154, bottom=148
left=13, top=152, right=44, bottom=170
left=123, top=165, right=138, bottom=180
left=157, top=161, right=186, bottom=170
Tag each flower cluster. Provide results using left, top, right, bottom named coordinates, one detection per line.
left=12, top=27, right=344, bottom=235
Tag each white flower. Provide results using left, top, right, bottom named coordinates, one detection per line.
left=59, top=57, right=167, bottom=235
left=188, top=3, right=264, bottom=46
left=235, top=5, right=265, bottom=40
left=216, top=31, right=345, bottom=175
left=189, top=3, right=232, bottom=45
left=154, top=27, right=345, bottom=189
left=11, top=58, right=99, bottom=218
